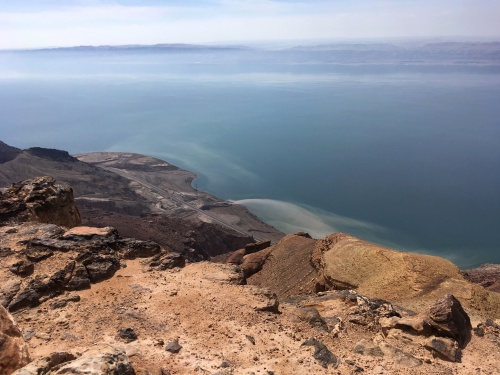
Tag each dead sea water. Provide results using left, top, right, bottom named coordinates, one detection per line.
left=0, top=49, right=499, bottom=268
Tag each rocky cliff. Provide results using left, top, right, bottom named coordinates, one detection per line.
left=0, top=176, right=81, bottom=228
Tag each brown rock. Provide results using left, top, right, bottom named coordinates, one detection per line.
left=9, top=261, right=34, bottom=277
left=248, top=287, right=280, bottom=313
left=62, top=226, right=117, bottom=238
left=0, top=305, right=30, bottom=374
left=396, top=315, right=427, bottom=333
left=148, top=252, right=186, bottom=270
left=11, top=352, right=76, bottom=375
left=165, top=341, right=182, bottom=353
left=245, top=234, right=321, bottom=299
left=225, top=249, right=246, bottom=265
left=0, top=177, right=81, bottom=228
left=426, top=294, right=472, bottom=347
left=379, top=315, right=427, bottom=334
left=312, top=233, right=500, bottom=318
left=352, top=339, right=384, bottom=357
left=290, top=307, right=329, bottom=331
left=379, top=342, right=422, bottom=367
left=244, top=240, right=271, bottom=255
left=14, top=344, right=136, bottom=374
left=462, top=263, right=500, bottom=293
left=424, top=336, right=461, bottom=362
left=0, top=278, right=21, bottom=308
left=301, top=338, right=338, bottom=368
left=203, top=264, right=246, bottom=285
left=239, top=247, right=273, bottom=278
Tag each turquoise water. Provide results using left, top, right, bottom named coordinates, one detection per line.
left=0, top=50, right=499, bottom=267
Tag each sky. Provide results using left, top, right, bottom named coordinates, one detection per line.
left=1, top=0, right=500, bottom=49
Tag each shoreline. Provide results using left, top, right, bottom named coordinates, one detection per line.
left=75, top=152, right=285, bottom=244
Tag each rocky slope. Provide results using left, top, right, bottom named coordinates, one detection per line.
left=240, top=233, right=500, bottom=322
left=1, top=177, right=500, bottom=375
left=0, top=141, right=22, bottom=164
left=462, top=264, right=500, bottom=294
left=0, top=143, right=284, bottom=260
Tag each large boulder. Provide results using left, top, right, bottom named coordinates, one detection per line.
left=0, top=177, right=81, bottom=228
left=0, top=305, right=30, bottom=375
left=426, top=294, right=472, bottom=347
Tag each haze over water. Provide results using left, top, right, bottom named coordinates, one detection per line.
left=1, top=46, right=499, bottom=268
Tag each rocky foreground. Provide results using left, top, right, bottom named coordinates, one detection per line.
left=1, top=176, right=500, bottom=374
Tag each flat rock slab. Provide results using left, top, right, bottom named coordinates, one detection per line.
left=63, top=226, right=116, bottom=238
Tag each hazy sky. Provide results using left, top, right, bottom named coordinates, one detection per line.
left=1, top=0, right=500, bottom=49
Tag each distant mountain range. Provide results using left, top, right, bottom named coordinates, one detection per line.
left=16, top=43, right=251, bottom=52
left=6, top=41, right=499, bottom=66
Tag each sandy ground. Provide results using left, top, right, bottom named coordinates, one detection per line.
left=7, top=255, right=499, bottom=375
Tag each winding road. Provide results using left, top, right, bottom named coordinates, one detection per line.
left=105, top=167, right=263, bottom=242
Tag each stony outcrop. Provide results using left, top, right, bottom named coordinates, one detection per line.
left=13, top=345, right=135, bottom=375
left=239, top=232, right=500, bottom=322
left=424, top=336, right=460, bottom=362
left=302, top=233, right=500, bottom=318
left=11, top=352, right=77, bottom=375
left=426, top=294, right=472, bottom=347
left=301, top=338, right=338, bottom=368
left=474, top=319, right=500, bottom=347
left=0, top=223, right=169, bottom=312
left=225, top=240, right=272, bottom=265
left=462, top=263, right=500, bottom=293
left=146, top=252, right=186, bottom=271
left=239, top=247, right=273, bottom=278
left=0, top=177, right=81, bottom=228
left=0, top=306, right=30, bottom=375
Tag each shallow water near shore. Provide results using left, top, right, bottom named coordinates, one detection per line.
left=1, top=49, right=499, bottom=268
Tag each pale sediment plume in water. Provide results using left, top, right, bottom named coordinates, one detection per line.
left=233, top=198, right=493, bottom=268
left=233, top=198, right=387, bottom=240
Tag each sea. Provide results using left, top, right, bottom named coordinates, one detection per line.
left=0, top=46, right=499, bottom=268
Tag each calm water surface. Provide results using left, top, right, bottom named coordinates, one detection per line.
left=0, top=50, right=499, bottom=268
